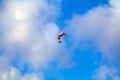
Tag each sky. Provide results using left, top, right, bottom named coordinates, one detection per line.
left=0, top=0, right=120, bottom=80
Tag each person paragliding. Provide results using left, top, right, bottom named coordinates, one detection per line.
left=57, top=32, right=66, bottom=43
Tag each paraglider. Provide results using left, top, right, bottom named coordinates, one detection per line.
left=57, top=32, right=66, bottom=43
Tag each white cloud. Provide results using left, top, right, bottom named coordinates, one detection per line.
left=66, top=0, right=120, bottom=62
left=2, top=0, right=120, bottom=79
left=65, top=0, right=120, bottom=79
left=93, top=65, right=120, bottom=80
left=0, top=67, right=44, bottom=80
left=27, top=22, right=60, bottom=68
left=0, top=0, right=65, bottom=79
left=0, top=1, right=74, bottom=78
left=0, top=0, right=61, bottom=67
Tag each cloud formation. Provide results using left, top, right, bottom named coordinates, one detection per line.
left=0, top=67, right=44, bottom=80
left=66, top=0, right=120, bottom=79
left=1, top=0, right=120, bottom=79
left=67, top=0, right=120, bottom=62
left=93, top=65, right=120, bottom=80
left=0, top=0, right=63, bottom=79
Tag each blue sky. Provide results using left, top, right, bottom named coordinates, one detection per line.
left=0, top=0, right=120, bottom=80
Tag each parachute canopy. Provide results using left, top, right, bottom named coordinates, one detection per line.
left=57, top=32, right=66, bottom=43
